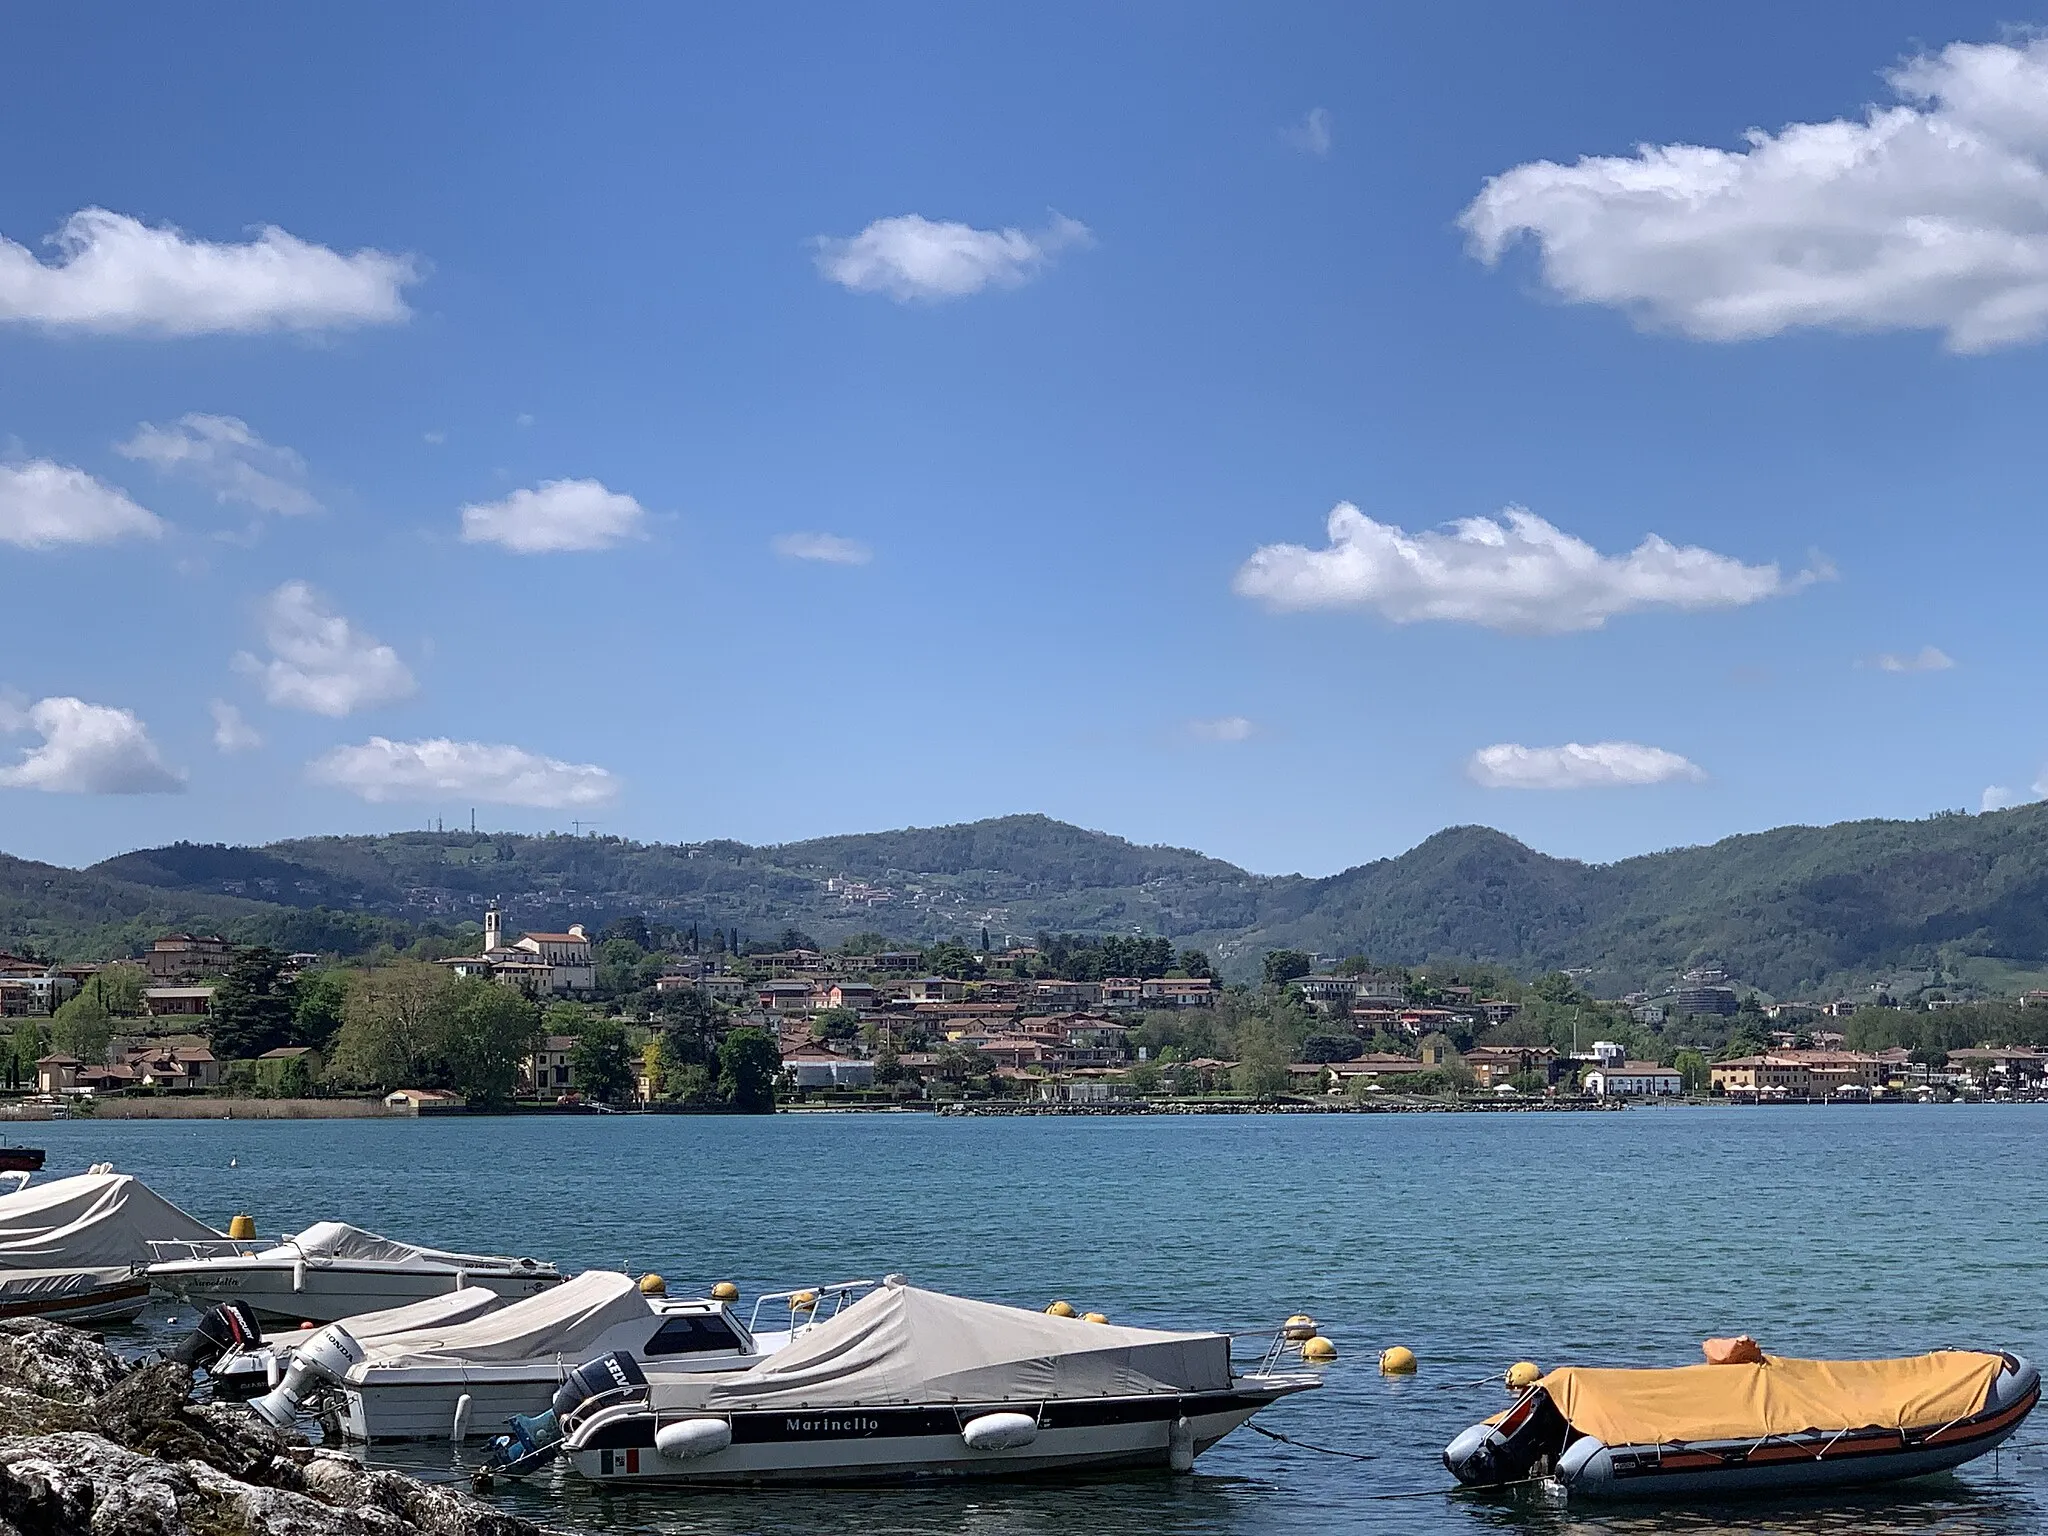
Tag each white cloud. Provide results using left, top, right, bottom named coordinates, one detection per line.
left=209, top=699, right=262, bottom=753
left=423, top=430, right=447, bottom=446
left=1982, top=784, right=2022, bottom=812
left=1462, top=38, right=2048, bottom=353
left=308, top=736, right=619, bottom=808
left=1187, top=715, right=1256, bottom=743
left=771, top=531, right=872, bottom=566
left=0, top=696, right=184, bottom=793
left=813, top=213, right=1091, bottom=301
left=233, top=581, right=416, bottom=717
left=1235, top=503, right=1808, bottom=633
left=0, top=460, right=163, bottom=549
left=1872, top=645, right=1955, bottom=673
left=1287, top=107, right=1334, bottom=156
left=117, top=414, right=318, bottom=516
left=460, top=478, right=646, bottom=554
left=1468, top=741, right=1706, bottom=790
left=0, top=207, right=418, bottom=335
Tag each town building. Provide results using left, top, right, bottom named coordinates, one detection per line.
left=1140, top=978, right=1218, bottom=1008
left=441, top=908, right=595, bottom=996
left=781, top=1048, right=876, bottom=1090
left=147, top=935, right=237, bottom=982
left=143, top=986, right=215, bottom=1018
left=1674, top=984, right=1739, bottom=1016
left=1583, top=1061, right=1683, bottom=1097
left=525, top=1035, right=578, bottom=1096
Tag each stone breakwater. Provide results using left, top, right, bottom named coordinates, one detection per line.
left=936, top=1097, right=1628, bottom=1116
left=0, top=1317, right=536, bottom=1535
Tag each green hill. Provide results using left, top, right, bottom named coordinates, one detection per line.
left=12, top=802, right=2048, bottom=997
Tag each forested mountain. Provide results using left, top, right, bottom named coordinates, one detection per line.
left=8, top=804, right=2048, bottom=998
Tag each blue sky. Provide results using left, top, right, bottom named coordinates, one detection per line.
left=2, top=2, right=2044, bottom=876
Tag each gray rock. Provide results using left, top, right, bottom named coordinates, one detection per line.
left=0, top=1321, right=127, bottom=1402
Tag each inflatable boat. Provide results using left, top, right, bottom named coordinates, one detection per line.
left=1445, top=1342, right=2038, bottom=1500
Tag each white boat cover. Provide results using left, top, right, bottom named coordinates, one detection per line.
left=0, top=1173, right=218, bottom=1270
left=332, top=1286, right=507, bottom=1344
left=0, top=1266, right=136, bottom=1305
left=265, top=1221, right=550, bottom=1275
left=654, top=1282, right=1233, bottom=1410
left=353, top=1269, right=647, bottom=1372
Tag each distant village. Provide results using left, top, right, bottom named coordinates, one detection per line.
left=2, top=919, right=2044, bottom=1111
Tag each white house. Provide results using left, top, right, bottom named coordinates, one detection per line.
left=782, top=1050, right=875, bottom=1090
left=1583, top=1061, right=1683, bottom=1097
left=443, top=908, right=596, bottom=997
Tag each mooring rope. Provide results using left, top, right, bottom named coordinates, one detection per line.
left=1246, top=1422, right=1378, bottom=1461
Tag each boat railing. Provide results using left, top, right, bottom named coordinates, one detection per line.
left=746, top=1279, right=876, bottom=1338
left=147, top=1237, right=271, bottom=1263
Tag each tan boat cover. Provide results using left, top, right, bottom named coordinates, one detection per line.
left=0, top=1174, right=218, bottom=1269
left=655, top=1281, right=1232, bottom=1411
left=268, top=1221, right=545, bottom=1273
left=354, top=1269, right=647, bottom=1371
left=1538, top=1352, right=2006, bottom=1445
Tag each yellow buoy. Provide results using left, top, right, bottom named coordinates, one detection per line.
left=1506, top=1360, right=1542, bottom=1391
left=710, top=1281, right=739, bottom=1302
left=790, top=1289, right=818, bottom=1312
left=227, top=1214, right=256, bottom=1241
left=638, top=1273, right=667, bottom=1295
left=1082, top=1312, right=1110, bottom=1325
left=1282, top=1313, right=1318, bottom=1341
left=1379, top=1345, right=1417, bottom=1375
left=1301, top=1335, right=1338, bottom=1362
left=1046, top=1300, right=1077, bottom=1318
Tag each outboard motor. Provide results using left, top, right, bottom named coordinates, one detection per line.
left=1443, top=1387, right=1572, bottom=1487
left=480, top=1351, right=648, bottom=1479
left=246, top=1323, right=366, bottom=1429
left=173, top=1301, right=264, bottom=1371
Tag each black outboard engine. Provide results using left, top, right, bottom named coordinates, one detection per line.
left=174, top=1301, right=264, bottom=1370
left=1443, top=1387, right=1572, bottom=1487
left=480, top=1351, right=648, bottom=1479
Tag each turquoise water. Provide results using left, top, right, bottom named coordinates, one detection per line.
left=25, top=1105, right=2048, bottom=1535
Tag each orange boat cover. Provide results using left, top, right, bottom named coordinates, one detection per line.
left=1537, top=1352, right=2005, bottom=1445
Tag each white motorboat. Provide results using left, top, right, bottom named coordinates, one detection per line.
left=249, top=1269, right=837, bottom=1441
left=178, top=1286, right=511, bottom=1400
left=545, top=1278, right=1322, bottom=1485
left=0, top=1170, right=221, bottom=1324
left=147, top=1220, right=561, bottom=1323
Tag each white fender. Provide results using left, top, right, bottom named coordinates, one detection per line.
left=962, top=1411, right=1039, bottom=1451
left=654, top=1418, right=732, bottom=1460
left=1168, top=1415, right=1195, bottom=1472
left=451, top=1393, right=473, bottom=1441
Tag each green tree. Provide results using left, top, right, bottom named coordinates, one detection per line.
left=1262, top=950, right=1312, bottom=986
left=210, top=947, right=299, bottom=1060
left=292, top=968, right=351, bottom=1053
left=1177, top=949, right=1214, bottom=979
left=718, top=1026, right=781, bottom=1113
left=543, top=1001, right=589, bottom=1037
left=570, top=1019, right=635, bottom=1104
left=1232, top=1020, right=1293, bottom=1097
left=7, top=1020, right=47, bottom=1091
left=92, top=963, right=150, bottom=1016
left=277, top=1053, right=315, bottom=1098
left=1299, top=1032, right=1363, bottom=1063
left=810, top=1006, right=860, bottom=1042
left=332, top=962, right=454, bottom=1089
left=1673, top=1048, right=1710, bottom=1093
left=440, top=980, right=543, bottom=1107
left=50, top=991, right=113, bottom=1064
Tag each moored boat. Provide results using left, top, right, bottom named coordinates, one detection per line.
left=1445, top=1340, right=2039, bottom=1499
left=147, top=1219, right=561, bottom=1323
left=245, top=1268, right=805, bottom=1440
left=0, top=1170, right=221, bottom=1324
left=545, top=1277, right=1321, bottom=1485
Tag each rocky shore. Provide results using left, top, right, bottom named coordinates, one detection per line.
left=0, top=1317, right=537, bottom=1535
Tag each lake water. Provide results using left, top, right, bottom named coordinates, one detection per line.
left=25, top=1104, right=2048, bottom=1535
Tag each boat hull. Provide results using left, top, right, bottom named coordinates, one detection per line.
left=339, top=1372, right=582, bottom=1442
left=0, top=1277, right=151, bottom=1325
left=564, top=1386, right=1307, bottom=1486
left=149, top=1264, right=557, bottom=1324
